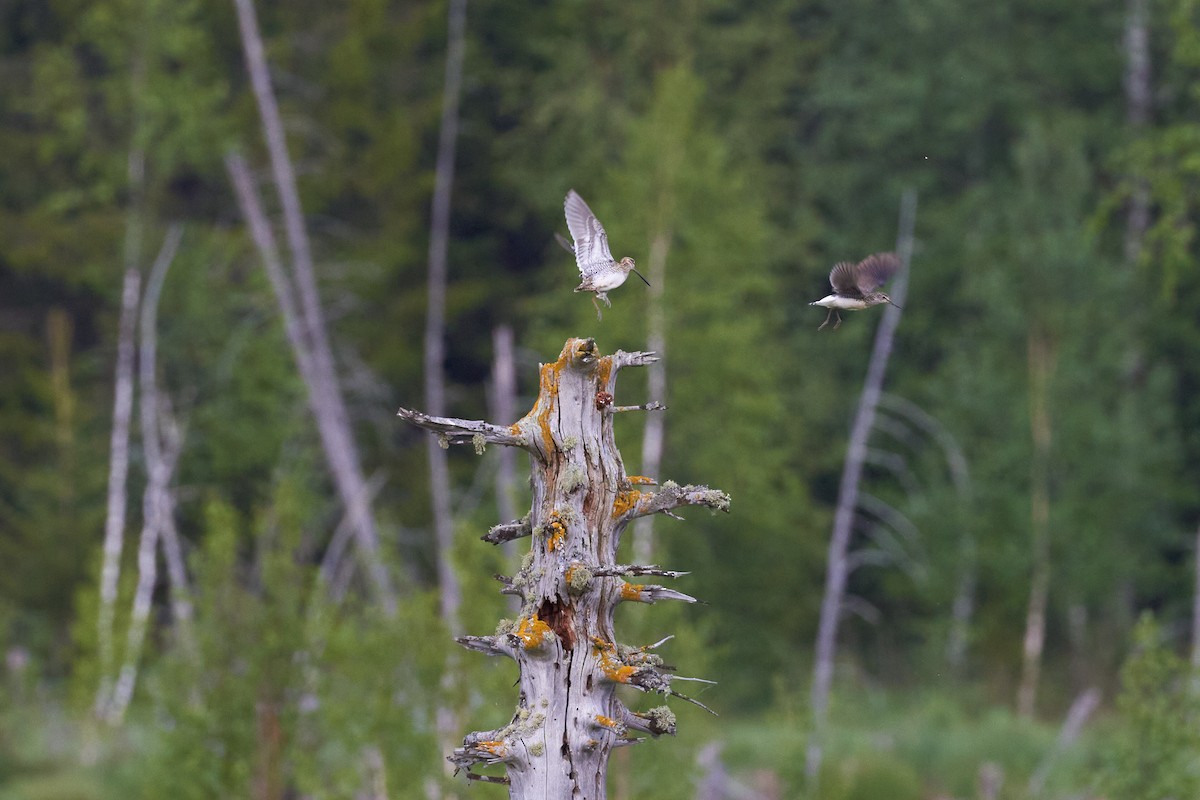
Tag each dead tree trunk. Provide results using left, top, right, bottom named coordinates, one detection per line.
left=807, top=190, right=917, bottom=784
left=399, top=338, right=727, bottom=797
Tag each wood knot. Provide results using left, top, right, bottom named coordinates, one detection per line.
left=566, top=337, right=599, bottom=371
left=595, top=390, right=613, bottom=409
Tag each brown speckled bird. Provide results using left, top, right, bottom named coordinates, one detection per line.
left=558, top=190, right=648, bottom=320
left=809, top=252, right=902, bottom=330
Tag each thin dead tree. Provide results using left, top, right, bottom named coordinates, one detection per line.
left=424, top=0, right=469, bottom=637
left=230, top=0, right=396, bottom=613
left=422, top=2, right=469, bottom=792
left=632, top=230, right=671, bottom=565
left=399, top=337, right=726, bottom=797
left=96, top=256, right=142, bottom=718
left=1018, top=329, right=1056, bottom=719
left=138, top=226, right=192, bottom=639
left=1124, top=0, right=1151, bottom=267
left=96, top=51, right=150, bottom=714
left=107, top=227, right=186, bottom=724
left=489, top=325, right=519, bottom=537
left=876, top=393, right=973, bottom=672
left=1192, top=521, right=1200, bottom=669
left=806, top=190, right=917, bottom=784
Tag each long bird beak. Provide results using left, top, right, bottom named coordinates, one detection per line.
left=632, top=268, right=651, bottom=287
left=888, top=299, right=902, bottom=310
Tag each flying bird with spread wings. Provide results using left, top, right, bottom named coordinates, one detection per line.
left=809, top=252, right=902, bottom=330
left=556, top=190, right=649, bottom=320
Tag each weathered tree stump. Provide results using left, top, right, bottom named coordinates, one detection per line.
left=398, top=337, right=729, bottom=798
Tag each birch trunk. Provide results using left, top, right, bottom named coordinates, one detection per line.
left=1018, top=330, right=1056, bottom=718
left=232, top=0, right=396, bottom=613
left=1123, top=0, right=1151, bottom=266
left=490, top=325, right=519, bottom=534
left=632, top=231, right=671, bottom=565
left=138, top=226, right=193, bottom=636
left=108, top=228, right=187, bottom=724
left=96, top=262, right=141, bottom=718
left=807, top=190, right=917, bottom=784
left=876, top=394, right=974, bottom=673
left=424, top=0, right=468, bottom=636
left=423, top=3, right=469, bottom=792
left=1192, top=521, right=1200, bottom=669
left=399, top=338, right=727, bottom=797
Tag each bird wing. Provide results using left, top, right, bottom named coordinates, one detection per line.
left=564, top=190, right=615, bottom=277
left=553, top=231, right=575, bottom=255
left=829, top=261, right=864, bottom=298
left=854, top=252, right=901, bottom=294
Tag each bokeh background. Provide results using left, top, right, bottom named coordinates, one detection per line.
left=3, top=0, right=1200, bottom=797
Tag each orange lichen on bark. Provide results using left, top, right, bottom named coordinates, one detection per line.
left=591, top=636, right=638, bottom=684
left=545, top=517, right=566, bottom=551
left=620, top=582, right=646, bottom=602
left=513, top=616, right=553, bottom=650
left=626, top=475, right=656, bottom=485
left=533, top=359, right=563, bottom=455
left=612, top=489, right=644, bottom=518
left=594, top=715, right=620, bottom=730
left=596, top=355, right=614, bottom=390
left=475, top=740, right=507, bottom=756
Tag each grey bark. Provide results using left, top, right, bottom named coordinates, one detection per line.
left=876, top=393, right=974, bottom=672
left=1028, top=687, right=1100, bottom=796
left=96, top=262, right=141, bottom=718
left=231, top=0, right=396, bottom=614
left=399, top=338, right=726, bottom=797
left=807, top=190, right=917, bottom=784
left=423, top=4, right=469, bottom=792
left=138, top=226, right=193, bottom=637
left=107, top=228, right=187, bottom=724
left=489, top=325, right=520, bottom=539
left=1124, top=0, right=1152, bottom=266
left=423, top=0, right=468, bottom=637
left=1191, top=521, right=1200, bottom=669
left=1018, top=331, right=1055, bottom=719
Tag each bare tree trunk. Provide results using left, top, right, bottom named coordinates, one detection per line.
left=632, top=231, right=671, bottom=565
left=254, top=700, right=285, bottom=800
left=489, top=325, right=519, bottom=533
left=424, top=0, right=468, bottom=636
left=1028, top=687, right=1100, bottom=795
left=1124, top=0, right=1152, bottom=266
left=139, top=227, right=193, bottom=637
left=399, top=338, right=726, bottom=797
left=96, top=262, right=141, bottom=719
left=876, top=394, right=974, bottom=673
left=231, top=0, right=396, bottom=614
left=422, top=4, right=468, bottom=794
left=422, top=3, right=469, bottom=794
left=107, top=228, right=187, bottom=724
left=1018, top=330, right=1056, bottom=719
left=807, top=190, right=917, bottom=785
left=1191, top=521, right=1200, bottom=670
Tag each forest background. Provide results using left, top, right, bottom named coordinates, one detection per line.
left=4, top=0, right=1200, bottom=797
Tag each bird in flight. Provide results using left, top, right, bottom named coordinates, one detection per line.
left=810, top=252, right=902, bottom=330
left=558, top=189, right=649, bottom=320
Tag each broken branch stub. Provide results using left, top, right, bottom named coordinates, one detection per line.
left=398, top=337, right=728, bottom=797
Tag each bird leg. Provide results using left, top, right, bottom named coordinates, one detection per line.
left=592, top=295, right=604, bottom=321
left=818, top=309, right=836, bottom=331
left=833, top=312, right=843, bottom=330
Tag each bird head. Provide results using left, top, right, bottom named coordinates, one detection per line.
left=879, top=293, right=901, bottom=309
left=621, top=257, right=651, bottom=287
